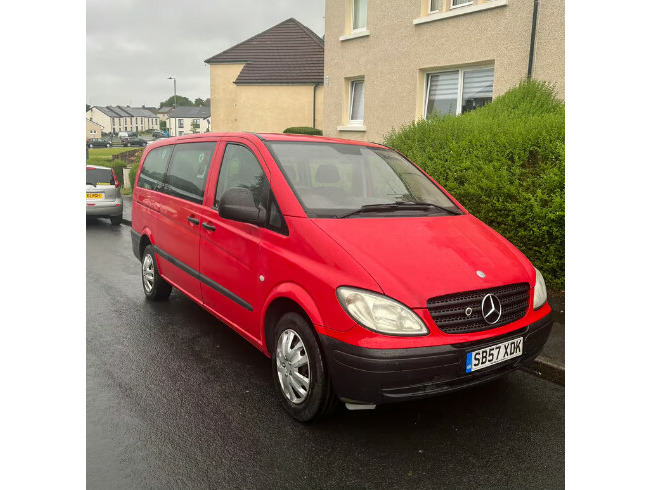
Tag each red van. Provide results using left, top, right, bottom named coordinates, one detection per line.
left=131, top=133, right=552, bottom=422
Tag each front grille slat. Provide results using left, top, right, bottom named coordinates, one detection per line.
left=428, top=283, right=530, bottom=334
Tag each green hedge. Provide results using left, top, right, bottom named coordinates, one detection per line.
left=283, top=126, right=323, bottom=136
left=129, top=162, right=140, bottom=190
left=384, top=80, right=565, bottom=289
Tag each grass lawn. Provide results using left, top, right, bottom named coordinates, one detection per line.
left=88, top=147, right=134, bottom=159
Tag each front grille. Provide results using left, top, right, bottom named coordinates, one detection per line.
left=427, top=283, right=530, bottom=334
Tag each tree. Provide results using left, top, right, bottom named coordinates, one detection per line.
left=159, top=95, right=194, bottom=108
left=204, top=98, right=210, bottom=109
left=159, top=120, right=167, bottom=131
left=190, top=120, right=199, bottom=133
left=193, top=98, right=205, bottom=106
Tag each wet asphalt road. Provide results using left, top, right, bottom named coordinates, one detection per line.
left=86, top=219, right=565, bottom=489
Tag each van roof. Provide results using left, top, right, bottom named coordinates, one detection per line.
left=150, top=132, right=386, bottom=148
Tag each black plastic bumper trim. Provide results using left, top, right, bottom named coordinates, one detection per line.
left=319, top=311, right=553, bottom=404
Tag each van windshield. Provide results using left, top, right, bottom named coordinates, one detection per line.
left=265, top=142, right=462, bottom=218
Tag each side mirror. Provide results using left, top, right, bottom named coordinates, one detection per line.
left=219, top=187, right=266, bottom=226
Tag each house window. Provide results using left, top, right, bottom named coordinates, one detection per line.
left=193, top=119, right=200, bottom=125
left=430, top=0, right=440, bottom=12
left=178, top=119, right=184, bottom=128
left=349, top=79, right=365, bottom=124
left=425, top=66, right=494, bottom=117
left=352, top=0, right=367, bottom=31
left=451, top=0, right=473, bottom=7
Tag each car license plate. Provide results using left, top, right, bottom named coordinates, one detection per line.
left=86, top=193, right=103, bottom=199
left=466, top=337, right=523, bottom=373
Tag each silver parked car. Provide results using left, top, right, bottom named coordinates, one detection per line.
left=86, top=165, right=123, bottom=225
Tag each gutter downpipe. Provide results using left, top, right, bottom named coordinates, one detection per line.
left=313, top=83, right=318, bottom=128
left=527, top=0, right=540, bottom=79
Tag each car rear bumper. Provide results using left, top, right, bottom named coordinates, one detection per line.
left=86, top=199, right=123, bottom=217
left=318, top=311, right=553, bottom=405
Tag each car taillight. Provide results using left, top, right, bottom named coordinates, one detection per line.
left=112, top=169, right=120, bottom=188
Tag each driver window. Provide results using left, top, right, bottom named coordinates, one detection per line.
left=214, top=143, right=269, bottom=210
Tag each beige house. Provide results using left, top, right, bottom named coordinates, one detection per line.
left=205, top=18, right=324, bottom=133
left=166, top=106, right=211, bottom=136
left=323, top=0, right=565, bottom=142
left=86, top=106, right=160, bottom=135
left=86, top=119, right=104, bottom=140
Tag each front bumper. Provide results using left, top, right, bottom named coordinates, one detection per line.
left=319, top=311, right=553, bottom=405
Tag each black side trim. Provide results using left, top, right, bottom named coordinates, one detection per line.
left=152, top=245, right=253, bottom=312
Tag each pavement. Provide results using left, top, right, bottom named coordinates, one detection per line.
left=118, top=194, right=564, bottom=385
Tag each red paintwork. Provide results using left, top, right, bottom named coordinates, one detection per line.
left=132, top=132, right=549, bottom=356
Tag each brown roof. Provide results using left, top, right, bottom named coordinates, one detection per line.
left=204, top=18, right=323, bottom=85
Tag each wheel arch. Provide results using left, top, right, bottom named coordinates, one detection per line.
left=262, top=284, right=324, bottom=356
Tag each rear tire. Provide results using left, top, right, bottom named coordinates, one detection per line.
left=271, top=312, right=338, bottom=422
left=110, top=215, right=122, bottom=225
left=141, top=245, right=172, bottom=301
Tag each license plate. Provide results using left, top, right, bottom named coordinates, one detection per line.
left=466, top=337, right=523, bottom=373
left=86, top=193, right=103, bottom=199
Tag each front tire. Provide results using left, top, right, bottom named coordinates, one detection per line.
left=110, top=214, right=122, bottom=225
left=141, top=245, right=172, bottom=301
left=271, top=312, right=338, bottom=422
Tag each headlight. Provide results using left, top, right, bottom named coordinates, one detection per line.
left=336, top=287, right=429, bottom=336
left=533, top=267, right=548, bottom=310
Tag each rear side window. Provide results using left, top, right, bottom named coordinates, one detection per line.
left=138, top=146, right=171, bottom=190
left=86, top=168, right=114, bottom=185
left=163, top=142, right=216, bottom=204
left=214, top=144, right=269, bottom=209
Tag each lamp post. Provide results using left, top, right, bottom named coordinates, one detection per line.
left=167, top=76, right=177, bottom=136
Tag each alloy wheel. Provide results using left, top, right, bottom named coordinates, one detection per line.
left=142, top=254, right=154, bottom=293
left=276, top=329, right=311, bottom=404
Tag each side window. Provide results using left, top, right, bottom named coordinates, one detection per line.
left=163, top=142, right=216, bottom=205
left=214, top=144, right=269, bottom=209
left=137, top=146, right=171, bottom=190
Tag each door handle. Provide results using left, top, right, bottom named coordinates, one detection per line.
left=187, top=216, right=199, bottom=225
left=202, top=222, right=216, bottom=231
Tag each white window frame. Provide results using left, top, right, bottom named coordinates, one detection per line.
left=349, top=79, right=365, bottom=125
left=451, top=0, right=473, bottom=9
left=423, top=65, right=494, bottom=117
left=429, top=0, right=441, bottom=13
left=351, top=0, right=367, bottom=33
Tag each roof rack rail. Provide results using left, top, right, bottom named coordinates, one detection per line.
left=245, top=132, right=266, bottom=141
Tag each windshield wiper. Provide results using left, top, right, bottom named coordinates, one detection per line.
left=339, top=201, right=461, bottom=218
left=86, top=182, right=96, bottom=187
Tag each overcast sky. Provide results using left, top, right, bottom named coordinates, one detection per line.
left=86, top=0, right=325, bottom=108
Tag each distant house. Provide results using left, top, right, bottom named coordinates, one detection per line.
left=86, top=105, right=160, bottom=135
left=166, top=106, right=210, bottom=136
left=86, top=119, right=104, bottom=140
left=156, top=106, right=174, bottom=129
left=205, top=18, right=324, bottom=133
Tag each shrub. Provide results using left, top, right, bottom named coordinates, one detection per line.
left=283, top=126, right=323, bottom=136
left=384, top=80, right=565, bottom=289
left=129, top=162, right=139, bottom=190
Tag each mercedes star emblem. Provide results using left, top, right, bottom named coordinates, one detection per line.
left=481, top=294, right=502, bottom=324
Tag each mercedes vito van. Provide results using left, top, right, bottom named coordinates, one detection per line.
left=131, top=133, right=552, bottom=422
